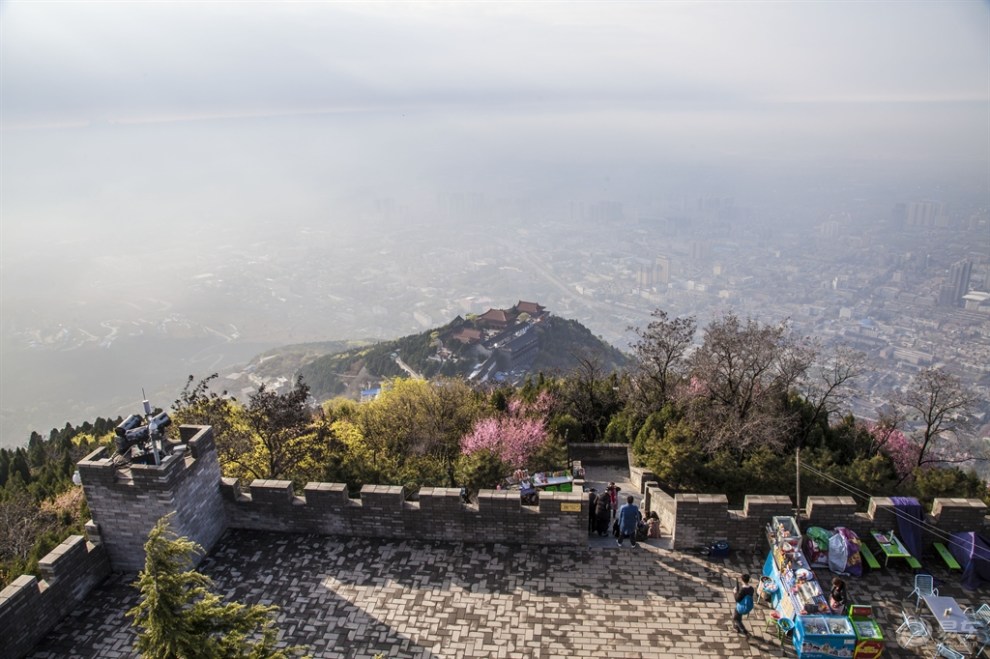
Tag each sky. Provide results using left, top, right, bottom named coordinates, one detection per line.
left=3, top=2, right=988, bottom=150
left=1, top=1, right=987, bottom=249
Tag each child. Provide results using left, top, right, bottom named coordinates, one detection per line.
left=646, top=512, right=661, bottom=538
left=733, top=574, right=755, bottom=636
left=829, top=577, right=847, bottom=613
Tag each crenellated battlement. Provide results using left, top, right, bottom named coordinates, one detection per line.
left=78, top=425, right=226, bottom=572
left=639, top=482, right=989, bottom=552
left=0, top=536, right=110, bottom=659
left=220, top=477, right=586, bottom=545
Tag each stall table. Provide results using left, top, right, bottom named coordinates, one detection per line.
left=764, top=516, right=857, bottom=658
left=531, top=471, right=573, bottom=492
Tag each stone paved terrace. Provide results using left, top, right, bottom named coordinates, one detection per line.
left=24, top=529, right=985, bottom=658
left=20, top=464, right=989, bottom=658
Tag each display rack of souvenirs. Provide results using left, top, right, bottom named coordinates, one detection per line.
left=764, top=516, right=858, bottom=658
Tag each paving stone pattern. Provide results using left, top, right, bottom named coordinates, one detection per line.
left=25, top=466, right=981, bottom=659
left=27, top=530, right=978, bottom=658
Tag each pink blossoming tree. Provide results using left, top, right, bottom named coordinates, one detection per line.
left=460, top=392, right=554, bottom=469
left=868, top=423, right=921, bottom=480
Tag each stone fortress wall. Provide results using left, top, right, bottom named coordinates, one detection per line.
left=2, top=431, right=987, bottom=659
left=0, top=535, right=110, bottom=659
left=222, top=480, right=585, bottom=545
left=630, top=466, right=988, bottom=552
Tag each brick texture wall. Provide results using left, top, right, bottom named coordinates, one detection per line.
left=77, top=425, right=226, bottom=572
left=0, top=536, right=110, bottom=659
left=221, top=479, right=587, bottom=546
left=666, top=491, right=988, bottom=552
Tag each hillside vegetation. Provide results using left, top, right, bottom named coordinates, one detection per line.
left=296, top=313, right=629, bottom=401
left=3, top=306, right=987, bottom=590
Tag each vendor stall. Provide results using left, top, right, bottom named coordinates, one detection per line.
left=847, top=605, right=884, bottom=659
left=764, top=516, right=858, bottom=658
left=793, top=615, right=857, bottom=658
left=530, top=470, right=573, bottom=492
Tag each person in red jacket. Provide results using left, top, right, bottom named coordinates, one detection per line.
left=605, top=482, right=620, bottom=518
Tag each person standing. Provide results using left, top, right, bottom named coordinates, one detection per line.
left=617, top=495, right=641, bottom=547
left=606, top=482, right=620, bottom=519
left=587, top=488, right=598, bottom=534
left=733, top=573, right=755, bottom=635
left=595, top=493, right=612, bottom=536
left=829, top=577, right=847, bottom=613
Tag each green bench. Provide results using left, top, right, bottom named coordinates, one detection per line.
left=905, top=555, right=923, bottom=570
left=933, top=542, right=962, bottom=571
left=859, top=545, right=882, bottom=570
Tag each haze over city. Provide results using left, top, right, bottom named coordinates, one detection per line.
left=1, top=1, right=988, bottom=447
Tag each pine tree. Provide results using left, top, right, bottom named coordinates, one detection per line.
left=128, top=514, right=304, bottom=659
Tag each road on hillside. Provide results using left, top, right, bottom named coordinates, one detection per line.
left=393, top=355, right=423, bottom=379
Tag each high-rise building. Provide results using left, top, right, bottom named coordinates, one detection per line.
left=655, top=255, right=670, bottom=285
left=939, top=259, right=973, bottom=307
left=905, top=200, right=945, bottom=227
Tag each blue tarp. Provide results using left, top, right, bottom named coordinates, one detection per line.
left=948, top=532, right=990, bottom=591
left=891, top=496, right=924, bottom=559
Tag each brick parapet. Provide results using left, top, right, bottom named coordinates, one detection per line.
left=568, top=443, right=630, bottom=465
left=628, top=465, right=658, bottom=494
left=77, top=425, right=225, bottom=573
left=931, top=498, right=989, bottom=532
left=805, top=496, right=859, bottom=532
left=734, top=495, right=795, bottom=551
left=672, top=493, right=729, bottom=549
left=222, top=480, right=585, bottom=546
left=663, top=490, right=990, bottom=555
left=0, top=536, right=110, bottom=659
left=643, top=483, right=676, bottom=536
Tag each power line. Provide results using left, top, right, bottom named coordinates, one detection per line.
left=798, top=461, right=976, bottom=551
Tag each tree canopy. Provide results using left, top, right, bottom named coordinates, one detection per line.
left=128, top=514, right=304, bottom=659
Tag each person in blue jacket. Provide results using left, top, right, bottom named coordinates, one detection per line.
left=617, top=495, right=641, bottom=547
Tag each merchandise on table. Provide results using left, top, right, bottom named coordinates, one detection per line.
left=794, top=615, right=856, bottom=658
left=804, top=527, right=832, bottom=567
left=828, top=527, right=863, bottom=577
left=764, top=516, right=861, bottom=658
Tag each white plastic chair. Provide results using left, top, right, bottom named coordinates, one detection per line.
left=898, top=610, right=931, bottom=641
left=910, top=573, right=938, bottom=609
left=964, top=604, right=990, bottom=628
left=932, top=642, right=966, bottom=659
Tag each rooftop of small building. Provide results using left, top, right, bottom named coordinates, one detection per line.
left=26, top=467, right=980, bottom=659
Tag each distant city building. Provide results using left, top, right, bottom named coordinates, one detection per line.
left=819, top=220, right=841, bottom=239
left=939, top=259, right=973, bottom=307
left=589, top=200, right=623, bottom=223
left=963, top=291, right=990, bottom=312
left=655, top=255, right=671, bottom=285
left=906, top=200, right=946, bottom=227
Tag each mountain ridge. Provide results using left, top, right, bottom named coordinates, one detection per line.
left=225, top=303, right=629, bottom=403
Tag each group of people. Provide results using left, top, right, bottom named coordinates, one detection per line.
left=587, top=481, right=661, bottom=545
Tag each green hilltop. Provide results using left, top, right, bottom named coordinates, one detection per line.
left=294, top=303, right=629, bottom=401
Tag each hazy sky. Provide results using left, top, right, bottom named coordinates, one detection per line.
left=2, top=1, right=988, bottom=266
left=4, top=2, right=987, bottom=145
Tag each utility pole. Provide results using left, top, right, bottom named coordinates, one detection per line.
left=795, top=446, right=801, bottom=523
